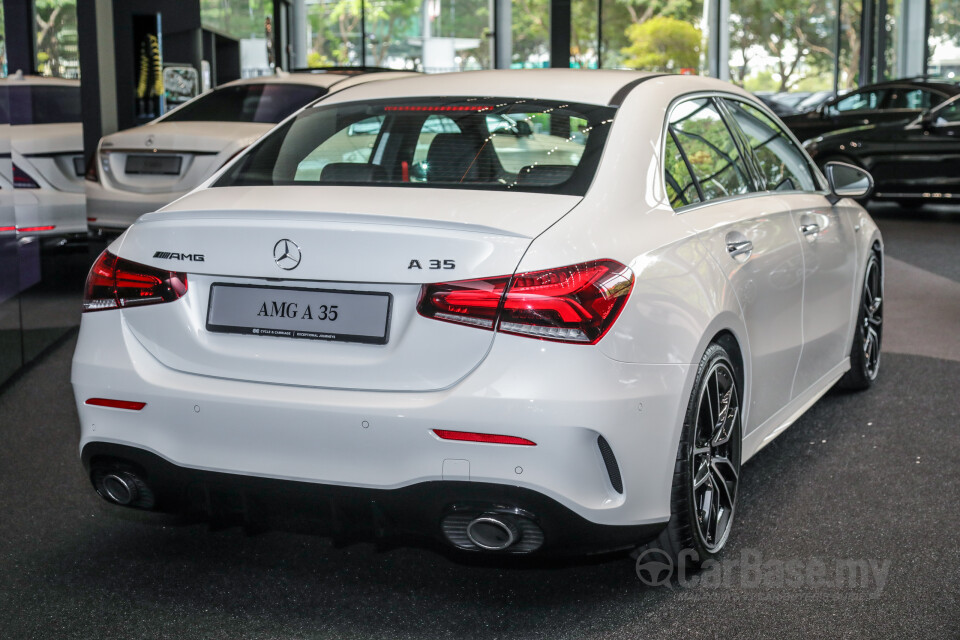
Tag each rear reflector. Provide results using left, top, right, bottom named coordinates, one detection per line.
left=83, top=250, right=187, bottom=312
left=417, top=260, right=634, bottom=345
left=433, top=429, right=536, bottom=446
left=85, top=398, right=147, bottom=411
left=17, top=225, right=56, bottom=233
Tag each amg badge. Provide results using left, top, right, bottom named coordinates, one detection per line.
left=153, top=251, right=205, bottom=261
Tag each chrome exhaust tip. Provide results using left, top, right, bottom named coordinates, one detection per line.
left=465, top=514, right=520, bottom=551
left=99, top=473, right=139, bottom=506
left=92, top=466, right=155, bottom=509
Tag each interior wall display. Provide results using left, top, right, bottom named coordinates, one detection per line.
left=163, top=65, right=200, bottom=107
left=132, top=14, right=165, bottom=123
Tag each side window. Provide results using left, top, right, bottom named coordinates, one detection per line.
left=663, top=133, right=701, bottom=208
left=828, top=90, right=884, bottom=115
left=885, top=88, right=934, bottom=109
left=668, top=99, right=753, bottom=202
left=724, top=100, right=817, bottom=192
left=933, top=100, right=960, bottom=125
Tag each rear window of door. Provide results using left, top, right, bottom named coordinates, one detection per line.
left=722, top=99, right=818, bottom=193
left=666, top=98, right=753, bottom=204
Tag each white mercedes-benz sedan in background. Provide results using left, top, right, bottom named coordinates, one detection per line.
left=2, top=74, right=86, bottom=240
left=84, top=69, right=413, bottom=234
left=72, top=70, right=882, bottom=561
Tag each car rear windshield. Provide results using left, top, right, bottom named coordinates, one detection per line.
left=162, top=83, right=327, bottom=124
left=214, top=97, right=617, bottom=195
left=6, top=85, right=82, bottom=125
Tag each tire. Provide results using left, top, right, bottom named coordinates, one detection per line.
left=634, top=343, right=742, bottom=568
left=838, top=250, right=883, bottom=390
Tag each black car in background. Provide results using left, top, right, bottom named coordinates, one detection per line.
left=781, top=80, right=960, bottom=142
left=804, top=95, right=960, bottom=205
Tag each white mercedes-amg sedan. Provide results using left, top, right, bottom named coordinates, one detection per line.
left=72, top=70, right=882, bottom=561
left=84, top=69, right=413, bottom=234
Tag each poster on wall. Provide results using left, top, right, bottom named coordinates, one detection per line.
left=163, top=65, right=200, bottom=108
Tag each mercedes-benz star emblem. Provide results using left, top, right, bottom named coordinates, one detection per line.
left=273, top=239, right=301, bottom=270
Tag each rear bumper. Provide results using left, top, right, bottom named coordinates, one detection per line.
left=82, top=441, right=665, bottom=555
left=13, top=189, right=87, bottom=236
left=73, top=309, right=692, bottom=546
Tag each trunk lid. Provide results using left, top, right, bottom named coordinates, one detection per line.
left=114, top=186, right=580, bottom=391
left=11, top=123, right=84, bottom=193
left=99, top=121, right=271, bottom=195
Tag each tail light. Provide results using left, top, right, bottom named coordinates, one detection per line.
left=84, top=153, right=99, bottom=182
left=83, top=250, right=187, bottom=312
left=417, top=259, right=633, bottom=344
left=13, top=164, right=40, bottom=188
left=219, top=146, right=248, bottom=170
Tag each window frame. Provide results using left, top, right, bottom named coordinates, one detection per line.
left=718, top=97, right=823, bottom=196
left=662, top=96, right=756, bottom=208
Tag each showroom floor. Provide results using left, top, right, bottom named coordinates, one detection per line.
left=1, top=206, right=958, bottom=640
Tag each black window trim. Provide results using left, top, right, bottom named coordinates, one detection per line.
left=666, top=126, right=703, bottom=204
left=660, top=90, right=830, bottom=214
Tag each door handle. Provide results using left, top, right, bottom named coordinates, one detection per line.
left=800, top=223, right=820, bottom=236
left=726, top=240, right=753, bottom=258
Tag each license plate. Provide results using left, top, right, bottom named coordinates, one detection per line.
left=125, top=154, right=182, bottom=175
left=206, top=284, right=392, bottom=345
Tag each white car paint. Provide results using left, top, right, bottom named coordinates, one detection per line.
left=2, top=75, right=86, bottom=238
left=72, top=70, right=882, bottom=550
left=85, top=71, right=417, bottom=233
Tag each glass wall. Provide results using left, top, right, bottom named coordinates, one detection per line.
left=928, top=0, right=960, bottom=78
left=304, top=0, right=494, bottom=71
left=838, top=0, right=861, bottom=87
left=729, top=0, right=837, bottom=94
left=201, top=0, right=275, bottom=40
left=597, top=0, right=703, bottom=71
left=1, top=4, right=6, bottom=77
left=35, top=0, right=80, bottom=78
left=512, top=0, right=549, bottom=67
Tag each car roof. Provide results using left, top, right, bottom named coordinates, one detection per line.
left=218, top=70, right=416, bottom=90
left=316, top=69, right=753, bottom=107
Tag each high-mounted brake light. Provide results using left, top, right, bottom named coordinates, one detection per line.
left=433, top=429, right=536, bottom=446
left=13, top=164, right=40, bottom=188
left=85, top=398, right=147, bottom=411
left=417, top=260, right=634, bottom=345
left=384, top=105, right=493, bottom=112
left=83, top=250, right=187, bottom=312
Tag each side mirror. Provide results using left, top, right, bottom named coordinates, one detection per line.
left=824, top=161, right=873, bottom=204
left=514, top=121, right=533, bottom=137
